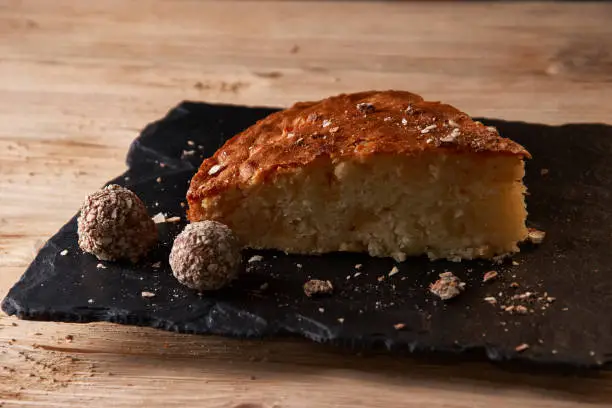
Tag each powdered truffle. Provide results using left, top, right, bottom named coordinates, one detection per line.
left=77, top=184, right=157, bottom=262
left=169, top=221, right=242, bottom=291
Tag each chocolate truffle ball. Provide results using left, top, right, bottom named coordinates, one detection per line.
left=169, top=221, right=242, bottom=291
left=77, top=184, right=157, bottom=262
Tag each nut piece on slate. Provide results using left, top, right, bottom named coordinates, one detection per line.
left=77, top=184, right=157, bottom=262
left=303, top=279, right=334, bottom=297
left=429, top=271, right=466, bottom=300
left=169, top=221, right=242, bottom=291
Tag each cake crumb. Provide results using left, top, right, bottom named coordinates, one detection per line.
left=429, top=272, right=465, bottom=300
left=527, top=228, right=546, bottom=245
left=393, top=323, right=406, bottom=330
left=151, top=212, right=166, bottom=223
left=540, top=168, right=549, bottom=176
left=515, top=343, right=529, bottom=352
left=337, top=317, right=344, bottom=324
left=88, top=299, right=94, bottom=304
left=318, top=307, right=325, bottom=313
left=512, top=261, right=520, bottom=266
left=389, top=266, right=399, bottom=277
left=510, top=282, right=520, bottom=288
left=141, top=291, right=156, bottom=298
left=514, top=305, right=529, bottom=315
left=303, top=279, right=333, bottom=297
left=483, top=270, right=498, bottom=282
left=156, top=177, right=162, bottom=183
left=484, top=296, right=497, bottom=305
left=355, top=264, right=363, bottom=270
left=60, top=249, right=68, bottom=256
left=96, top=263, right=106, bottom=269
left=248, top=255, right=264, bottom=263
left=353, top=272, right=362, bottom=278
left=151, top=261, right=161, bottom=269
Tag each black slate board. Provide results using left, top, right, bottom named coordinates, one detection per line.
left=3, top=101, right=612, bottom=369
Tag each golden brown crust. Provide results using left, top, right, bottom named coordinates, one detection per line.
left=187, top=90, right=529, bottom=220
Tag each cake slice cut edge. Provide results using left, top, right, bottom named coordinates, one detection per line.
left=187, top=90, right=530, bottom=262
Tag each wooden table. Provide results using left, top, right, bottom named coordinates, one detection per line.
left=1, top=1, right=611, bottom=406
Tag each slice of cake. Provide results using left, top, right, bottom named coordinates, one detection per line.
left=187, top=90, right=530, bottom=262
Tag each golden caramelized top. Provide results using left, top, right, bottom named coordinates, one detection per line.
left=187, top=90, right=529, bottom=210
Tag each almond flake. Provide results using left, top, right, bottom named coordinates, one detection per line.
left=515, top=343, right=529, bottom=352
left=208, top=164, right=223, bottom=175
left=60, top=249, right=68, bottom=256
left=389, top=266, right=399, bottom=277
left=393, top=323, right=406, bottom=330
left=322, top=119, right=332, bottom=128
left=447, top=119, right=459, bottom=128
left=482, top=270, right=498, bottom=283
left=484, top=296, right=497, bottom=305
left=420, top=124, right=437, bottom=134
left=248, top=255, right=264, bottom=263
left=141, top=291, right=156, bottom=298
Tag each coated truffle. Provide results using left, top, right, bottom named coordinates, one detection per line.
left=169, top=221, right=242, bottom=291
left=77, top=184, right=157, bottom=262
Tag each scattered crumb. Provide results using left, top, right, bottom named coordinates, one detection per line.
left=322, top=119, right=332, bottom=128
left=60, top=249, right=68, bottom=256
left=165, top=216, right=181, bottom=223
left=303, top=279, right=333, bottom=297
left=151, top=261, right=161, bottom=269
left=515, top=343, right=529, bottom=352
left=318, top=307, right=325, bottom=313
left=540, top=168, right=549, bottom=176
left=355, top=264, right=363, bottom=270
left=393, top=323, right=406, bottom=330
left=429, top=272, right=465, bottom=300
left=552, top=349, right=558, bottom=354
left=512, top=261, right=519, bottom=266
left=389, top=266, right=399, bottom=277
left=156, top=177, right=162, bottom=183
left=401, top=118, right=408, bottom=126
left=337, top=318, right=344, bottom=324
left=65, top=335, right=74, bottom=343
left=510, top=282, right=520, bottom=288
left=296, top=263, right=302, bottom=268
left=290, top=44, right=300, bottom=54
left=483, top=296, right=497, bottom=305
left=187, top=140, right=195, bottom=146
left=259, top=282, right=269, bottom=291
left=329, top=126, right=340, bottom=134
left=180, top=202, right=186, bottom=208
left=96, top=263, right=106, bottom=269
left=514, top=305, right=529, bottom=315
left=151, top=212, right=166, bottom=223
left=482, top=270, right=498, bottom=283
left=353, top=272, right=362, bottom=278
left=590, top=351, right=596, bottom=357
left=87, top=299, right=94, bottom=304
left=527, top=228, right=546, bottom=245
left=377, top=275, right=385, bottom=282
left=248, top=255, right=264, bottom=263
left=141, top=291, right=156, bottom=298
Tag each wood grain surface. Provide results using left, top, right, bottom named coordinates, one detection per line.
left=1, top=1, right=611, bottom=407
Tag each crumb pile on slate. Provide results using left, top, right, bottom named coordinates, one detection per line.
left=429, top=271, right=465, bottom=300
left=77, top=184, right=157, bottom=262
left=303, top=279, right=334, bottom=297
left=169, top=220, right=242, bottom=291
